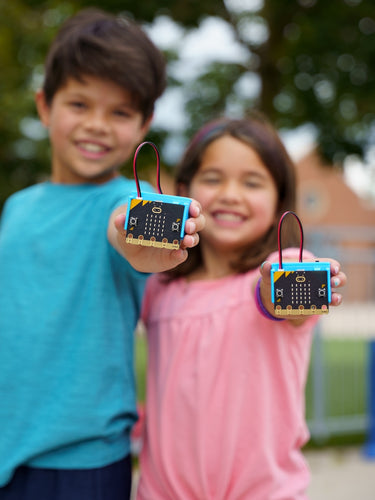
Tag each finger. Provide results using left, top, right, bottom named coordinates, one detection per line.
left=189, top=200, right=202, bottom=218
left=259, top=261, right=272, bottom=282
left=184, top=219, right=197, bottom=235
left=181, top=232, right=199, bottom=249
left=330, top=271, right=347, bottom=289
left=330, top=292, right=343, bottom=307
left=185, top=213, right=205, bottom=235
left=329, top=260, right=340, bottom=276
left=194, top=213, right=205, bottom=232
left=114, top=213, right=126, bottom=233
left=170, top=248, right=188, bottom=265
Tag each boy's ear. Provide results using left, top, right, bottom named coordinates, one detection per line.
left=137, top=113, right=153, bottom=142
left=35, top=90, right=50, bottom=128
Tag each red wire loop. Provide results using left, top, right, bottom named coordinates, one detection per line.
left=277, top=211, right=304, bottom=268
left=133, top=141, right=162, bottom=198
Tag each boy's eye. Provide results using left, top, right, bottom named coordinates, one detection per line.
left=69, top=101, right=86, bottom=109
left=114, top=109, right=132, bottom=118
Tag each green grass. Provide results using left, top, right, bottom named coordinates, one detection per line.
left=134, top=333, right=148, bottom=402
left=306, top=338, right=368, bottom=419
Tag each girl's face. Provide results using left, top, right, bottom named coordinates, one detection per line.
left=186, top=135, right=278, bottom=256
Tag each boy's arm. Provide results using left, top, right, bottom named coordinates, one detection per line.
left=254, top=258, right=347, bottom=326
left=107, top=200, right=204, bottom=273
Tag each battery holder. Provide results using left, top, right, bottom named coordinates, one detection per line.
left=124, top=142, right=192, bottom=249
left=270, top=211, right=331, bottom=316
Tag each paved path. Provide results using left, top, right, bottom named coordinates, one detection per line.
left=320, top=302, right=375, bottom=338
left=305, top=446, right=375, bottom=499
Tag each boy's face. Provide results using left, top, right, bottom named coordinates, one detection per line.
left=36, top=75, right=151, bottom=184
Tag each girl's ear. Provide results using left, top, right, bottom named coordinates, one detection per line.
left=35, top=90, right=51, bottom=128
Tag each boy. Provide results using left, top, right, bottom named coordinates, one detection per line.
left=0, top=8, right=203, bottom=500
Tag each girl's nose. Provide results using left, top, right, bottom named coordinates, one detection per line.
left=220, top=180, right=239, bottom=202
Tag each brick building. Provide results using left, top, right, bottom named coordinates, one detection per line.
left=295, top=150, right=375, bottom=303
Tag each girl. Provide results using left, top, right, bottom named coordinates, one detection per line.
left=136, top=114, right=346, bottom=500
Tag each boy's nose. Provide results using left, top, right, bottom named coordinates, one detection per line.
left=84, top=111, right=110, bottom=133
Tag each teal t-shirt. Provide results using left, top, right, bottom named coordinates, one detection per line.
left=0, top=177, right=149, bottom=486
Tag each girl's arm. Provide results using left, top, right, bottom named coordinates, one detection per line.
left=107, top=199, right=205, bottom=273
left=255, top=258, right=347, bottom=326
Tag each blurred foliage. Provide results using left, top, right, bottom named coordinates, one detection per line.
left=180, top=0, right=375, bottom=163
left=1, top=0, right=374, bottom=208
left=256, top=0, right=375, bottom=163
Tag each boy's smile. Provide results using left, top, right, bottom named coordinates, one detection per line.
left=36, top=75, right=151, bottom=184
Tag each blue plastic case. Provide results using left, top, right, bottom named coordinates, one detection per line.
left=270, top=261, right=331, bottom=316
left=124, top=192, right=192, bottom=249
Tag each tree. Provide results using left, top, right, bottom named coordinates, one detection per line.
left=255, top=0, right=375, bottom=163
left=1, top=0, right=374, bottom=208
left=156, top=0, right=375, bottom=164
left=0, top=1, right=74, bottom=206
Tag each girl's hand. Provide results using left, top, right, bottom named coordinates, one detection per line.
left=260, top=258, right=347, bottom=306
left=109, top=200, right=205, bottom=273
left=257, top=258, right=347, bottom=324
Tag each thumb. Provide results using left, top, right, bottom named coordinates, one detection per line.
left=114, top=213, right=126, bottom=234
left=259, top=260, right=272, bottom=284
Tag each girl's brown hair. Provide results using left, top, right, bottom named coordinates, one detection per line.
left=167, top=112, right=300, bottom=280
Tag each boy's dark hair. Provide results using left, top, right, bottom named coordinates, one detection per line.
left=168, top=112, right=299, bottom=280
left=43, top=8, right=166, bottom=121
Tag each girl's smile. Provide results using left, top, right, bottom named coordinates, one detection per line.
left=211, top=210, right=247, bottom=226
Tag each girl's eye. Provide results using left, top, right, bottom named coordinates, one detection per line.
left=245, top=181, right=261, bottom=188
left=244, top=177, right=264, bottom=188
left=200, top=176, right=221, bottom=185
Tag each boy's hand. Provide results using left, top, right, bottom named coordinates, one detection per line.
left=109, top=200, right=205, bottom=273
left=257, top=258, right=347, bottom=325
